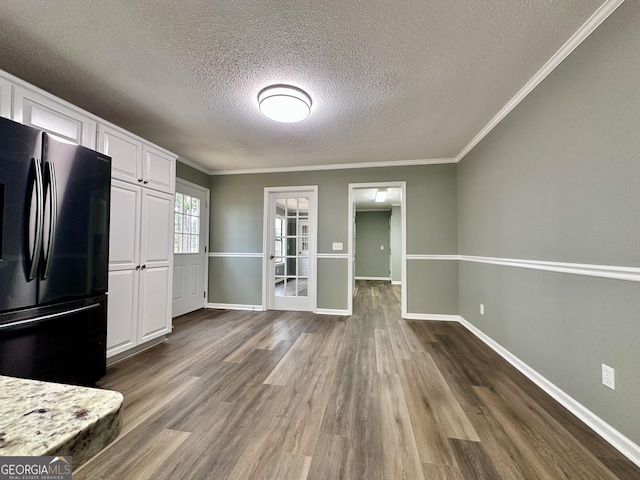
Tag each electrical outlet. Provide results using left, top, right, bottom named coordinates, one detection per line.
left=480, top=304, right=485, bottom=316
left=602, top=364, right=615, bottom=390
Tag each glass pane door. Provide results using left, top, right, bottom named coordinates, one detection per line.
left=269, top=190, right=315, bottom=311
left=274, top=196, right=308, bottom=298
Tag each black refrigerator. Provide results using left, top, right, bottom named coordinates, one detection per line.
left=0, top=116, right=111, bottom=386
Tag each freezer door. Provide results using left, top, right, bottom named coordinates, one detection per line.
left=0, top=295, right=107, bottom=385
left=0, top=117, right=42, bottom=312
left=38, top=134, right=111, bottom=305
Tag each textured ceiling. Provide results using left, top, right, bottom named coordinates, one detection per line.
left=0, top=0, right=605, bottom=173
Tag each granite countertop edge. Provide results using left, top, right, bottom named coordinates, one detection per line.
left=0, top=375, right=124, bottom=466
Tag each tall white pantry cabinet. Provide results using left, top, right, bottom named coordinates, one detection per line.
left=0, top=69, right=176, bottom=360
left=97, top=125, right=175, bottom=358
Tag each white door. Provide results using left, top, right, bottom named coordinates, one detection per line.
left=106, top=180, right=141, bottom=357
left=266, top=188, right=317, bottom=312
left=172, top=181, right=208, bottom=317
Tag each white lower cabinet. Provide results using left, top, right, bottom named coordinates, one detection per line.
left=106, top=269, right=138, bottom=356
left=106, top=180, right=174, bottom=358
left=138, top=265, right=171, bottom=343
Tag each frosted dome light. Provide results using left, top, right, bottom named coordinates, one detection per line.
left=258, top=85, right=312, bottom=123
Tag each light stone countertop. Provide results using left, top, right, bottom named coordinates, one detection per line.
left=0, top=375, right=123, bottom=466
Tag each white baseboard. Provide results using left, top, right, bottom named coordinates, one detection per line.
left=315, top=308, right=350, bottom=316
left=107, top=337, right=166, bottom=367
left=391, top=280, right=401, bottom=285
left=458, top=316, right=640, bottom=469
left=206, top=303, right=263, bottom=311
left=404, top=313, right=462, bottom=322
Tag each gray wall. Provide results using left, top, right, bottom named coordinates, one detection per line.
left=355, top=210, right=390, bottom=278
left=209, top=164, right=458, bottom=312
left=176, top=160, right=210, bottom=189
left=390, top=206, right=402, bottom=283
left=458, top=0, right=640, bottom=445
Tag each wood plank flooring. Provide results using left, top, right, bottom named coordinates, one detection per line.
left=76, top=281, right=640, bottom=479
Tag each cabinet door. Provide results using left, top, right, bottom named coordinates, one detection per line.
left=140, top=189, right=174, bottom=268
left=98, top=124, right=143, bottom=185
left=138, top=266, right=171, bottom=343
left=109, top=180, right=141, bottom=270
left=0, top=77, right=11, bottom=119
left=106, top=269, right=139, bottom=357
left=142, top=145, right=175, bottom=194
left=13, top=86, right=96, bottom=148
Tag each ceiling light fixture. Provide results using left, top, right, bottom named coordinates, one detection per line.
left=375, top=188, right=388, bottom=203
left=258, top=85, right=312, bottom=123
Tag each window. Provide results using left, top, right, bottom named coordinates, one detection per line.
left=174, top=193, right=200, bottom=253
left=274, top=216, right=285, bottom=262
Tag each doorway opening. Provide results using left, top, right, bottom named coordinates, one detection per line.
left=348, top=182, right=406, bottom=317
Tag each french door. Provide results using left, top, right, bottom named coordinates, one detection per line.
left=265, top=187, right=317, bottom=312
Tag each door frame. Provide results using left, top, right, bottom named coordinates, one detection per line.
left=348, top=181, right=407, bottom=317
left=262, top=185, right=318, bottom=312
left=173, top=178, right=210, bottom=315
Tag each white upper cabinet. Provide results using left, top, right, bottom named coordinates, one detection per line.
left=97, top=124, right=143, bottom=185
left=0, top=77, right=11, bottom=119
left=98, top=123, right=175, bottom=194
left=142, top=145, right=175, bottom=193
left=13, top=86, right=96, bottom=148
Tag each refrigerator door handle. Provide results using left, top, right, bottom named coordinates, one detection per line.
left=42, top=162, right=57, bottom=279
left=27, top=157, right=44, bottom=281
left=0, top=303, right=100, bottom=331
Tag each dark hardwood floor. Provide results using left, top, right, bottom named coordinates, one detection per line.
left=76, top=281, right=640, bottom=479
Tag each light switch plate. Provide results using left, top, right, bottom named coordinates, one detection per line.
left=332, top=242, right=343, bottom=251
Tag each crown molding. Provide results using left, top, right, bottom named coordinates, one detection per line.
left=455, top=0, right=626, bottom=163
left=177, top=156, right=212, bottom=174
left=209, top=157, right=457, bottom=176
